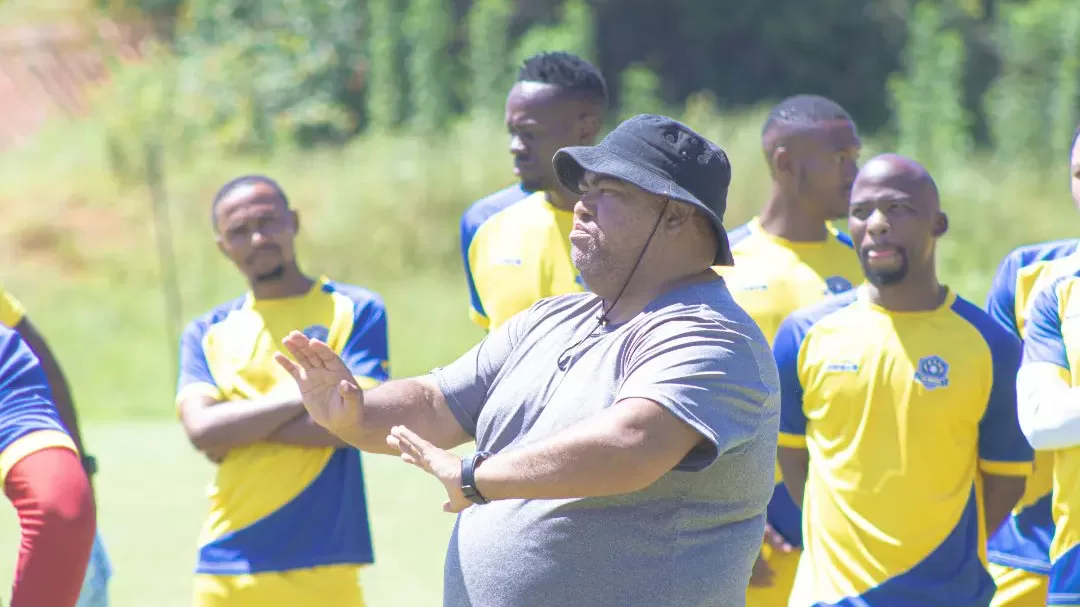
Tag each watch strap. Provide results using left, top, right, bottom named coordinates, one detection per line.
left=461, top=450, right=492, bottom=505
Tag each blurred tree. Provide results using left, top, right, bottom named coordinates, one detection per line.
left=404, top=0, right=455, bottom=132
left=984, top=0, right=1069, bottom=166
left=365, top=0, right=408, bottom=131
left=888, top=1, right=971, bottom=170
left=617, top=63, right=664, bottom=122
left=512, top=0, right=595, bottom=67
left=466, top=0, right=514, bottom=117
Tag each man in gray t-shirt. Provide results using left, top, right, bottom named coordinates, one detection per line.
left=276, top=114, right=781, bottom=606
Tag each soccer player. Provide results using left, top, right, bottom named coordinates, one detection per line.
left=715, top=94, right=864, bottom=606
left=176, top=175, right=389, bottom=607
left=982, top=129, right=1080, bottom=607
left=0, top=323, right=96, bottom=606
left=776, top=154, right=1031, bottom=606
left=459, top=51, right=608, bottom=331
left=0, top=286, right=112, bottom=606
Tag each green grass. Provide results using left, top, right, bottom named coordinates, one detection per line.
left=0, top=420, right=463, bottom=606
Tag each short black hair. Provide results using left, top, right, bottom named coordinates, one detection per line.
left=762, top=94, right=853, bottom=140
left=211, top=174, right=289, bottom=231
left=516, top=51, right=608, bottom=106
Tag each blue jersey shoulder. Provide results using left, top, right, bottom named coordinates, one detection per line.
left=322, top=280, right=386, bottom=311
left=460, top=183, right=533, bottom=247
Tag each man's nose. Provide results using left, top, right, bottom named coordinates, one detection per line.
left=510, top=135, right=527, bottom=155
left=866, top=208, right=890, bottom=235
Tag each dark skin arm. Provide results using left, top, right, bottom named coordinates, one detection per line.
left=777, top=447, right=810, bottom=508
left=265, top=412, right=350, bottom=448
left=177, top=390, right=305, bottom=458
left=14, top=318, right=86, bottom=457
left=982, top=473, right=1026, bottom=535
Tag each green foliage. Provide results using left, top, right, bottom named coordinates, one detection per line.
left=466, top=0, right=514, bottom=117
left=886, top=1, right=971, bottom=171
left=512, top=0, right=596, bottom=67
left=617, top=63, right=664, bottom=122
left=1051, top=3, right=1080, bottom=159
left=365, top=0, right=408, bottom=131
left=404, top=0, right=455, bottom=132
left=984, top=0, right=1070, bottom=166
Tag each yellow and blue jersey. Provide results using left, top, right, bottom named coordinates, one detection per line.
left=0, top=286, right=27, bottom=328
left=716, top=216, right=863, bottom=550
left=460, top=185, right=584, bottom=331
left=1020, top=258, right=1080, bottom=604
left=775, top=287, right=1032, bottom=607
left=0, top=324, right=76, bottom=485
left=985, top=239, right=1079, bottom=580
left=177, top=277, right=389, bottom=607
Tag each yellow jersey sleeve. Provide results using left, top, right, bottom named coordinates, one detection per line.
left=0, top=287, right=27, bottom=328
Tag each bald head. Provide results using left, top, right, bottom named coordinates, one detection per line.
left=852, top=153, right=940, bottom=212
left=848, top=153, right=947, bottom=289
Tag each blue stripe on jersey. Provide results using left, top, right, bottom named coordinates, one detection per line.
left=821, top=488, right=995, bottom=607
left=196, top=448, right=374, bottom=574
left=1049, top=543, right=1080, bottom=605
left=322, top=280, right=391, bottom=381
left=988, top=493, right=1054, bottom=574
left=950, top=296, right=1030, bottom=465
left=460, top=184, right=532, bottom=318
left=835, top=230, right=853, bottom=248
left=766, top=482, right=802, bottom=547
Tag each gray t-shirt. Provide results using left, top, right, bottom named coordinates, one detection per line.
left=432, top=276, right=780, bottom=607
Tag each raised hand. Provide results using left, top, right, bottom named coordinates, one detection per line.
left=387, top=425, right=471, bottom=513
left=274, top=331, right=364, bottom=436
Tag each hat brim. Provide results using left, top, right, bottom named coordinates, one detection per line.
left=553, top=146, right=734, bottom=266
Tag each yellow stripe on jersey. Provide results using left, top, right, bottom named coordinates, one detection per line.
left=0, top=286, right=26, bottom=328
left=775, top=287, right=1031, bottom=606
left=1021, top=265, right=1080, bottom=602
left=462, top=190, right=584, bottom=331
left=176, top=276, right=388, bottom=603
left=0, top=429, right=76, bottom=484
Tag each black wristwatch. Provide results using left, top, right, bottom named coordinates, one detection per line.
left=461, top=450, right=493, bottom=505
left=81, top=454, right=98, bottom=477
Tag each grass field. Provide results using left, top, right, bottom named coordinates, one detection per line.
left=0, top=420, right=466, bottom=606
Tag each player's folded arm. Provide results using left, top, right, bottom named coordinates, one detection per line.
left=1015, top=282, right=1080, bottom=451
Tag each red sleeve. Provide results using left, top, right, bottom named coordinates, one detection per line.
left=4, top=446, right=95, bottom=607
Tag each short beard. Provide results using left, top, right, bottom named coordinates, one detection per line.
left=253, top=265, right=286, bottom=283
left=861, top=254, right=908, bottom=287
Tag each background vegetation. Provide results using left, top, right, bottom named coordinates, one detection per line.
left=0, top=0, right=1079, bottom=604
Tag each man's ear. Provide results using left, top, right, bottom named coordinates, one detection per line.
left=933, top=212, right=948, bottom=237
left=290, top=209, right=301, bottom=233
left=664, top=201, right=697, bottom=230
left=772, top=146, right=794, bottom=177
left=578, top=112, right=601, bottom=143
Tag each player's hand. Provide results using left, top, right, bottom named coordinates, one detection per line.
left=748, top=550, right=774, bottom=587
left=275, top=331, right=364, bottom=436
left=387, top=425, right=471, bottom=514
left=764, top=522, right=794, bottom=553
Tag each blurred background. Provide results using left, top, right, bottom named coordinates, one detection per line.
left=0, top=0, right=1077, bottom=604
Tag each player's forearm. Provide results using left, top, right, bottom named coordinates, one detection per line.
left=5, top=447, right=96, bottom=607
left=777, top=447, right=809, bottom=507
left=343, top=377, right=470, bottom=455
left=267, top=413, right=350, bottom=447
left=981, top=472, right=1026, bottom=534
left=473, top=403, right=695, bottom=501
left=1016, top=364, right=1080, bottom=450
left=184, top=393, right=304, bottom=452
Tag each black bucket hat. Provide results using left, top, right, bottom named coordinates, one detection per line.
left=552, top=114, right=734, bottom=266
